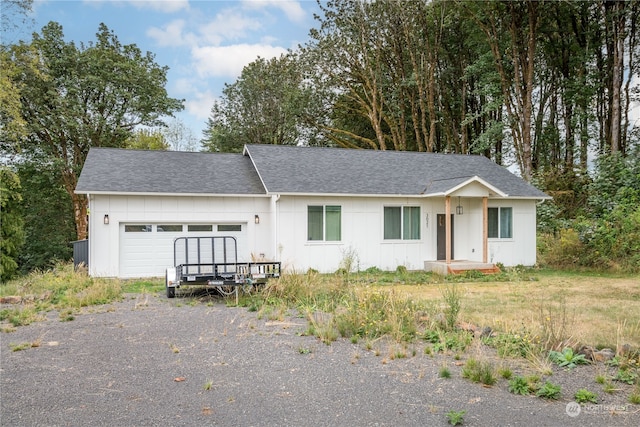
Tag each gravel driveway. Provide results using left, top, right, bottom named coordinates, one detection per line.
left=1, top=293, right=638, bottom=426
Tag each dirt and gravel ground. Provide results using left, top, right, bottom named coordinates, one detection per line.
left=1, top=292, right=638, bottom=427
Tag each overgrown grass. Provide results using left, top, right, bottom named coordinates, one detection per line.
left=461, top=358, right=497, bottom=386
left=394, top=270, right=640, bottom=350
left=121, top=279, right=164, bottom=294
left=1, top=263, right=122, bottom=329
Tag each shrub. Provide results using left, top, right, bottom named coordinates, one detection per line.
left=440, top=284, right=462, bottom=330
left=334, top=289, right=420, bottom=342
left=462, top=358, right=497, bottom=386
left=423, top=329, right=472, bottom=353
left=574, top=389, right=598, bottom=404
left=445, top=410, right=466, bottom=426
left=614, top=368, right=638, bottom=385
left=439, top=365, right=451, bottom=379
left=508, top=376, right=530, bottom=395
left=0, top=263, right=122, bottom=327
left=549, top=347, right=589, bottom=369
left=536, top=381, right=561, bottom=399
left=483, top=329, right=535, bottom=358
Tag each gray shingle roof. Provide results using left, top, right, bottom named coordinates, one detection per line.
left=76, top=148, right=266, bottom=195
left=76, top=145, right=548, bottom=199
left=244, top=144, right=548, bottom=198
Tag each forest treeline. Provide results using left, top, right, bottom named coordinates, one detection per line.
left=202, top=0, right=639, bottom=272
left=1, top=0, right=639, bottom=279
left=204, top=1, right=638, bottom=176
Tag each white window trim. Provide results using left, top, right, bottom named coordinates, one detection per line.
left=488, top=207, right=514, bottom=240
left=307, top=205, right=342, bottom=242
left=383, top=205, right=421, bottom=241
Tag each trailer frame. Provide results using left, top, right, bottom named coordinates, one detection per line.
left=165, top=236, right=281, bottom=298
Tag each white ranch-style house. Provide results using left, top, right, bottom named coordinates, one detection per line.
left=75, top=144, right=549, bottom=278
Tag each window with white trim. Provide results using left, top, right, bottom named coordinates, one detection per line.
left=488, top=207, right=512, bottom=239
left=308, top=205, right=341, bottom=241
left=384, top=206, right=420, bottom=240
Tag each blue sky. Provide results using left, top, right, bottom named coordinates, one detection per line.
left=9, top=0, right=322, bottom=144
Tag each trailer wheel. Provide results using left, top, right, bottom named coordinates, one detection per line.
left=166, top=285, right=175, bottom=298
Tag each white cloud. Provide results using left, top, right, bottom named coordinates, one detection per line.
left=198, top=9, right=262, bottom=45
left=185, top=90, right=218, bottom=119
left=132, top=0, right=190, bottom=13
left=146, top=8, right=262, bottom=48
left=173, top=77, right=196, bottom=94
left=147, top=19, right=195, bottom=47
left=242, top=0, right=306, bottom=23
left=192, top=43, right=287, bottom=78
left=84, top=0, right=190, bottom=13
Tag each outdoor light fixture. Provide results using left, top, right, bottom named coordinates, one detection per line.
left=456, top=197, right=463, bottom=215
left=103, top=214, right=110, bottom=225
left=254, top=214, right=260, bottom=224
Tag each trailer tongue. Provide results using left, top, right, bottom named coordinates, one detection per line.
left=165, top=236, right=281, bottom=298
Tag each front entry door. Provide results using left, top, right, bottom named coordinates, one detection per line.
left=436, top=214, right=454, bottom=261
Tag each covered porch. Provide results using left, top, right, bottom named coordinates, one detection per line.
left=423, top=177, right=502, bottom=275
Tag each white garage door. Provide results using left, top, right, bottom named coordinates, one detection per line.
left=119, top=223, right=247, bottom=278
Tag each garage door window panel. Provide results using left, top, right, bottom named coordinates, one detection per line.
left=188, top=225, right=213, bottom=232
left=157, top=225, right=183, bottom=232
left=218, top=225, right=242, bottom=232
left=125, top=225, right=152, bottom=232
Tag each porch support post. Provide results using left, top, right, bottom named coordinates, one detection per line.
left=445, top=196, right=451, bottom=264
left=482, top=196, right=488, bottom=263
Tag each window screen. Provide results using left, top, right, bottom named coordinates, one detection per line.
left=308, top=205, right=341, bottom=241
left=488, top=207, right=512, bottom=239
left=384, top=206, right=420, bottom=240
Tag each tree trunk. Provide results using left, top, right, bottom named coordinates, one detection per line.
left=609, top=0, right=624, bottom=153
left=61, top=164, right=87, bottom=240
left=72, top=193, right=88, bottom=240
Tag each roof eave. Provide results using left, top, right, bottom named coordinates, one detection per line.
left=267, top=191, right=429, bottom=198
left=76, top=190, right=269, bottom=198
left=442, top=176, right=508, bottom=197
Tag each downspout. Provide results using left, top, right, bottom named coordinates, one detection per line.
left=271, top=194, right=280, bottom=262
left=87, top=194, right=94, bottom=276
left=445, top=196, right=451, bottom=264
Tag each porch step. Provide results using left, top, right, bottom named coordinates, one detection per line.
left=424, top=260, right=501, bottom=275
left=447, top=265, right=501, bottom=275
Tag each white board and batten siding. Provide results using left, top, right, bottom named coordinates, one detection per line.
left=87, top=194, right=538, bottom=278
left=487, top=199, right=538, bottom=266
left=274, top=196, right=539, bottom=273
left=87, top=194, right=272, bottom=278
left=274, top=196, right=438, bottom=273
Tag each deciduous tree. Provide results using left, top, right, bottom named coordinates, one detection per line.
left=5, top=22, right=183, bottom=240
left=202, top=54, right=321, bottom=152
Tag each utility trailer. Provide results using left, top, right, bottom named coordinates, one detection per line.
left=165, top=236, right=281, bottom=298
